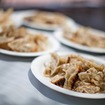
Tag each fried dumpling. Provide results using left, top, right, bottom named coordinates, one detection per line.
left=8, top=36, right=37, bottom=52
left=0, top=26, right=27, bottom=39
left=0, top=26, right=26, bottom=50
left=24, top=11, right=67, bottom=27
left=44, top=53, right=105, bottom=94
left=0, top=26, right=49, bottom=52
left=0, top=8, right=13, bottom=27
left=0, top=36, right=14, bottom=50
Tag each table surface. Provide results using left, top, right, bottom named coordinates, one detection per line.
left=0, top=11, right=105, bottom=105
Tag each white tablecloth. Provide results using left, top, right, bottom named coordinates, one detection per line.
left=0, top=11, right=105, bottom=105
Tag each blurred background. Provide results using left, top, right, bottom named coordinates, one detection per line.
left=0, top=0, right=105, bottom=31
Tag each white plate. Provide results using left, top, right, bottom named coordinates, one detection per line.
left=22, top=11, right=77, bottom=31
left=0, top=29, right=60, bottom=57
left=54, top=29, right=105, bottom=53
left=31, top=52, right=105, bottom=99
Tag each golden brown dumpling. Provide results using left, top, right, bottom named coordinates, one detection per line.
left=0, top=8, right=13, bottom=27
left=0, top=36, right=14, bottom=50
left=8, top=36, right=37, bottom=52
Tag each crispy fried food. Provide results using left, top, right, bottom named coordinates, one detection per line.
left=44, top=53, right=105, bottom=94
left=64, top=27, right=105, bottom=48
left=0, top=8, right=13, bottom=27
left=0, top=26, right=48, bottom=52
left=24, top=11, right=67, bottom=27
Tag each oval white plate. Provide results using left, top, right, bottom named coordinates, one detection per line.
left=22, top=11, right=77, bottom=31
left=0, top=29, right=60, bottom=57
left=54, top=29, right=105, bottom=53
left=31, top=52, right=105, bottom=99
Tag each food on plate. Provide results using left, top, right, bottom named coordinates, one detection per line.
left=0, top=8, right=13, bottom=27
left=44, top=53, right=105, bottom=94
left=0, top=26, right=48, bottom=52
left=64, top=27, right=105, bottom=48
left=24, top=11, right=69, bottom=28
